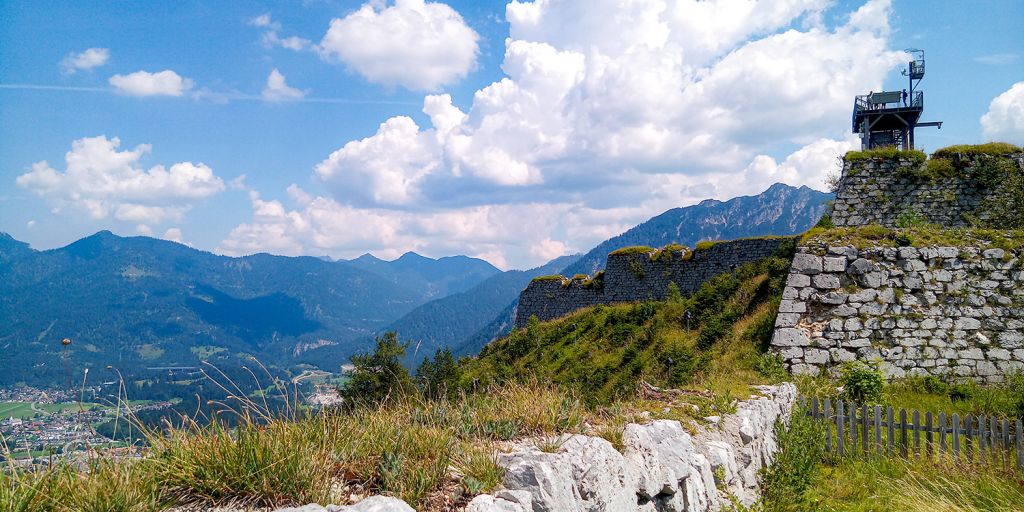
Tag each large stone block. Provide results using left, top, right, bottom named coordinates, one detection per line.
left=792, top=254, right=823, bottom=275
left=772, top=328, right=810, bottom=347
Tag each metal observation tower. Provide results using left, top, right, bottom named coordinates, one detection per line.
left=852, top=49, right=943, bottom=150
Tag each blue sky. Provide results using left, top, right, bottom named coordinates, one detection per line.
left=1, top=0, right=1021, bottom=269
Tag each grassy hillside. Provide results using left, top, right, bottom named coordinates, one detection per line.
left=461, top=255, right=794, bottom=405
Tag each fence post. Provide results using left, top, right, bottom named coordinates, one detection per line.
left=912, top=410, right=920, bottom=458
left=925, top=412, right=933, bottom=458
left=979, top=415, right=987, bottom=466
left=849, top=401, right=857, bottom=454
left=837, top=400, right=845, bottom=457
left=812, top=396, right=819, bottom=419
left=874, top=405, right=882, bottom=455
left=999, top=415, right=1007, bottom=468
left=939, top=413, right=947, bottom=455
left=965, top=414, right=974, bottom=462
left=899, top=409, right=908, bottom=458
left=952, top=413, right=961, bottom=459
left=1001, top=418, right=1010, bottom=469
left=824, top=399, right=832, bottom=453
left=861, top=403, right=869, bottom=453
left=1011, top=417, right=1019, bottom=468
left=887, top=407, right=895, bottom=455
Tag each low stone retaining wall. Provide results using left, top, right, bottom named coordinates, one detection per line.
left=770, top=244, right=1024, bottom=381
left=467, top=383, right=798, bottom=512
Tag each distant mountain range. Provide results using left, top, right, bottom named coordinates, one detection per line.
left=0, top=183, right=830, bottom=386
left=0, top=231, right=498, bottom=386
left=560, top=183, right=832, bottom=277
left=385, top=183, right=832, bottom=357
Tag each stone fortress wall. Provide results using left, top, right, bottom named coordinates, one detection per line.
left=831, top=151, right=1024, bottom=228
left=772, top=243, right=1024, bottom=381
left=772, top=149, right=1024, bottom=380
left=515, top=237, right=795, bottom=328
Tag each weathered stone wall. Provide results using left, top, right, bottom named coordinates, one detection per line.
left=770, top=243, right=1024, bottom=381
left=515, top=237, right=795, bottom=328
left=467, top=383, right=798, bottom=512
left=831, top=153, right=1024, bottom=228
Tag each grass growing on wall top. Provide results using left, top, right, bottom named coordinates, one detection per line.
left=531, top=274, right=565, bottom=282
left=845, top=147, right=927, bottom=165
left=932, top=141, right=1022, bottom=158
left=800, top=224, right=1024, bottom=252
left=608, top=245, right=655, bottom=256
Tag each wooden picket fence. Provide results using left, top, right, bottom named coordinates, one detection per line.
left=801, top=397, right=1024, bottom=470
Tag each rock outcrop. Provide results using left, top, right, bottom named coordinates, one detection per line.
left=467, top=383, right=797, bottom=512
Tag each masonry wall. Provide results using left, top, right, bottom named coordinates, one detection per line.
left=515, top=237, right=794, bottom=328
left=831, top=153, right=1024, bottom=228
left=770, top=243, right=1024, bottom=382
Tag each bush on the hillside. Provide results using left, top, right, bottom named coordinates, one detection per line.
left=340, top=331, right=414, bottom=406
left=839, top=360, right=884, bottom=404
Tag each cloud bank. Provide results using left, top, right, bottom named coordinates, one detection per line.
left=16, top=136, right=224, bottom=229
left=981, top=82, right=1024, bottom=144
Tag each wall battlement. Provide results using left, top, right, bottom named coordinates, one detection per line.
left=515, top=237, right=795, bottom=327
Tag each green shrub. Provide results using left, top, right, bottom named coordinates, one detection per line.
left=922, top=157, right=956, bottom=179
left=895, top=208, right=928, bottom=228
left=813, top=214, right=834, bottom=229
left=755, top=353, right=789, bottom=383
left=760, top=405, right=827, bottom=511
left=839, top=360, right=884, bottom=404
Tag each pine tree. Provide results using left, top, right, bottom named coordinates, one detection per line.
left=340, top=331, right=413, bottom=405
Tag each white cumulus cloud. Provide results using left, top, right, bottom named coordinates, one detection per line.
left=60, top=48, right=110, bottom=74
left=262, top=69, right=308, bottom=102
left=981, top=82, right=1024, bottom=144
left=16, top=136, right=224, bottom=225
left=319, top=0, right=479, bottom=91
left=109, top=70, right=194, bottom=97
